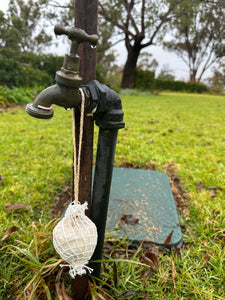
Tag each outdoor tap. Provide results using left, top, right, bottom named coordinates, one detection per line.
left=26, top=24, right=98, bottom=119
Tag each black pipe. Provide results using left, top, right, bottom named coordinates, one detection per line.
left=90, top=128, right=118, bottom=277
left=80, top=80, right=125, bottom=278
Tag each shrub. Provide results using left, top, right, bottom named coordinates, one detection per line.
left=134, top=69, right=155, bottom=90
left=134, top=69, right=207, bottom=93
left=155, top=79, right=207, bottom=93
left=0, top=48, right=64, bottom=88
left=208, top=86, right=223, bottom=95
left=0, top=86, right=44, bottom=106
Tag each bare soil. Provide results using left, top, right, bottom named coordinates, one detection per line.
left=0, top=103, right=24, bottom=111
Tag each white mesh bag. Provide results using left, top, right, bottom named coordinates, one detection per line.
left=53, top=89, right=97, bottom=278
left=53, top=202, right=97, bottom=278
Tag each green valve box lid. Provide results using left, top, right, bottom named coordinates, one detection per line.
left=105, top=168, right=182, bottom=246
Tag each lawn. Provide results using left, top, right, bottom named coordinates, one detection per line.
left=0, top=92, right=224, bottom=299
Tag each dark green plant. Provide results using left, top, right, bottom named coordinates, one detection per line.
left=0, top=86, right=44, bottom=106
left=0, top=48, right=63, bottom=88
left=134, top=69, right=155, bottom=91
left=155, top=79, right=207, bottom=93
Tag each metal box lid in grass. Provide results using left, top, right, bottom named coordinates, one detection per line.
left=106, top=167, right=182, bottom=246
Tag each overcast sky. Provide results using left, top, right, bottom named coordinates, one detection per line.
left=0, top=0, right=212, bottom=81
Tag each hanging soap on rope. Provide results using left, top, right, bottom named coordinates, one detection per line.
left=53, top=89, right=97, bottom=278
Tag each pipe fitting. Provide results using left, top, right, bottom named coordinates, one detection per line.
left=81, top=80, right=125, bottom=130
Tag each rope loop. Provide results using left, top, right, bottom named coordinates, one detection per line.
left=73, top=88, right=86, bottom=204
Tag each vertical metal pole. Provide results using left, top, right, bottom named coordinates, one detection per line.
left=71, top=0, right=98, bottom=299
left=90, top=128, right=119, bottom=278
left=74, top=0, right=98, bottom=216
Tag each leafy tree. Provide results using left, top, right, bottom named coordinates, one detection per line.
left=157, top=64, right=175, bottom=80
left=137, top=52, right=158, bottom=71
left=164, top=0, right=225, bottom=82
left=0, top=10, right=22, bottom=52
left=207, top=65, right=225, bottom=89
left=99, top=0, right=184, bottom=89
left=6, top=0, right=54, bottom=53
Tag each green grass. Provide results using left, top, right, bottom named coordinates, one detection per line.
left=0, top=92, right=225, bottom=299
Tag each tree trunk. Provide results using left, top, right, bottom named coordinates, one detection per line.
left=189, top=69, right=197, bottom=82
left=121, top=45, right=141, bottom=89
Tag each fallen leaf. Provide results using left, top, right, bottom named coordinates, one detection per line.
left=207, top=186, right=218, bottom=190
left=164, top=230, right=174, bottom=246
left=171, top=244, right=181, bottom=256
left=5, top=203, right=28, bottom=211
left=61, top=282, right=73, bottom=300
left=203, top=253, right=212, bottom=261
left=145, top=252, right=159, bottom=270
left=94, top=282, right=113, bottom=300
left=0, top=175, right=4, bottom=185
left=198, top=183, right=219, bottom=194
left=121, top=214, right=139, bottom=225
left=118, top=291, right=143, bottom=299
left=197, top=183, right=206, bottom=190
left=25, top=284, right=33, bottom=299
left=204, top=240, right=208, bottom=247
left=210, top=190, right=217, bottom=198
left=141, top=293, right=149, bottom=300
left=113, top=262, right=118, bottom=288
left=0, top=226, right=19, bottom=242
left=55, top=267, right=72, bottom=300
left=140, top=252, right=159, bottom=272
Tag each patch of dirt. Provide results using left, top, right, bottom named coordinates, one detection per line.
left=161, top=162, right=189, bottom=216
left=52, top=161, right=189, bottom=220
left=0, top=103, right=24, bottom=112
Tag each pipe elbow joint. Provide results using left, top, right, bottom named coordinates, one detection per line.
left=82, top=80, right=125, bottom=130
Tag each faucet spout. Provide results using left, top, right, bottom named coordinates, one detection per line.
left=26, top=81, right=82, bottom=119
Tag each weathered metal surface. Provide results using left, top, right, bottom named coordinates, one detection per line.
left=54, top=24, right=98, bottom=45
left=73, top=0, right=98, bottom=217
left=26, top=24, right=98, bottom=119
left=105, top=168, right=182, bottom=246
left=71, top=0, right=98, bottom=298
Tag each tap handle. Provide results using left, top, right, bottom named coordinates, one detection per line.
left=54, top=24, right=98, bottom=47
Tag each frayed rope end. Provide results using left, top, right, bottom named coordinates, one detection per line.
left=60, top=262, right=93, bottom=279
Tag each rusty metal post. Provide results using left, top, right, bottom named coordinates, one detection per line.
left=71, top=0, right=98, bottom=299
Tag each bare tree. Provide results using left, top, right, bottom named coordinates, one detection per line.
left=99, top=0, right=183, bottom=88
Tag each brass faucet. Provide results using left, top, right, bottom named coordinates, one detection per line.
left=26, top=25, right=98, bottom=119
